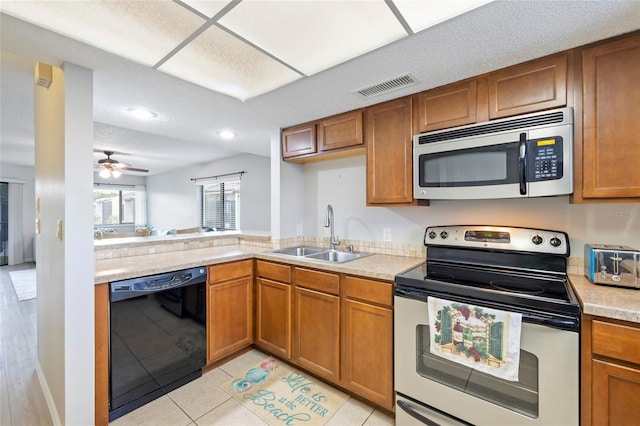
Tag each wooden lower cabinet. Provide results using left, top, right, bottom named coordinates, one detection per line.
left=256, top=277, right=291, bottom=358
left=583, top=315, right=640, bottom=425
left=207, top=260, right=253, bottom=363
left=343, top=299, right=393, bottom=410
left=342, top=275, right=394, bottom=410
left=293, top=286, right=341, bottom=383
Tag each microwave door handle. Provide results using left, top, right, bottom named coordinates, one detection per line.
left=519, top=132, right=527, bottom=195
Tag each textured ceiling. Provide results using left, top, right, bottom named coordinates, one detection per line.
left=1, top=1, right=639, bottom=176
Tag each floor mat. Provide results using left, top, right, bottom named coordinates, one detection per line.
left=9, top=269, right=36, bottom=301
left=221, top=357, right=348, bottom=425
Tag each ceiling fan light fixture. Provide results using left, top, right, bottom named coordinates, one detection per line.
left=216, top=129, right=238, bottom=139
left=99, top=168, right=111, bottom=179
left=111, top=169, right=122, bottom=178
left=126, top=107, right=157, bottom=120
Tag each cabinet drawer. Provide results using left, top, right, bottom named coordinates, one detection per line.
left=344, top=276, right=393, bottom=307
left=256, top=260, right=291, bottom=283
left=592, top=320, right=640, bottom=365
left=208, top=260, right=252, bottom=284
left=294, top=267, right=340, bottom=295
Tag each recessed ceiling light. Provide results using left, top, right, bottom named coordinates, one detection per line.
left=217, top=129, right=238, bottom=139
left=126, top=107, right=157, bottom=120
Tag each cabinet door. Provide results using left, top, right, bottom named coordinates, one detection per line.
left=592, top=359, right=640, bottom=425
left=488, top=53, right=567, bottom=119
left=208, top=277, right=253, bottom=362
left=282, top=123, right=316, bottom=159
left=343, top=299, right=393, bottom=410
left=293, top=287, right=340, bottom=382
left=318, top=110, right=363, bottom=152
left=256, top=277, right=291, bottom=359
left=366, top=97, right=414, bottom=205
left=582, top=34, right=640, bottom=198
left=416, top=79, right=478, bottom=132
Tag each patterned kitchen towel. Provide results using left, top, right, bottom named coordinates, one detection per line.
left=428, top=296, right=522, bottom=381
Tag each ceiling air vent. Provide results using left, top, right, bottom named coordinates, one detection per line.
left=355, top=74, right=416, bottom=99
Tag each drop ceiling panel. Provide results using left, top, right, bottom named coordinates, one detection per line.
left=158, top=24, right=303, bottom=101
left=0, top=0, right=205, bottom=66
left=180, top=0, right=230, bottom=18
left=218, top=0, right=408, bottom=76
left=394, top=0, right=494, bottom=33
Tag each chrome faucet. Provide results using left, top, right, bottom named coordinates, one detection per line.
left=325, top=204, right=340, bottom=251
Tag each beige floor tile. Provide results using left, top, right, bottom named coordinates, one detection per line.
left=324, top=397, right=374, bottom=426
left=169, top=368, right=234, bottom=420
left=364, top=409, right=395, bottom=426
left=218, top=349, right=269, bottom=378
left=195, top=398, right=267, bottom=426
left=109, top=394, right=192, bottom=426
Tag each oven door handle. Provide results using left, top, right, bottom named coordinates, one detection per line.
left=524, top=314, right=579, bottom=331
left=397, top=400, right=442, bottom=426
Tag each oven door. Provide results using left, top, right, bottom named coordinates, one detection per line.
left=394, top=295, right=579, bottom=425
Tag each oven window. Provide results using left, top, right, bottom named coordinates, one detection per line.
left=416, top=324, right=539, bottom=418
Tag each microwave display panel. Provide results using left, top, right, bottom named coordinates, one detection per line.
left=527, top=136, right=563, bottom=182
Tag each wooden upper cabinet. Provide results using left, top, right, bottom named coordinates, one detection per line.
left=581, top=33, right=640, bottom=199
left=318, top=110, right=364, bottom=152
left=366, top=97, right=414, bottom=205
left=416, top=79, right=480, bottom=132
left=281, top=122, right=316, bottom=159
left=488, top=53, right=568, bottom=119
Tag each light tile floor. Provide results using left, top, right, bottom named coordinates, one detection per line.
left=110, top=349, right=395, bottom=426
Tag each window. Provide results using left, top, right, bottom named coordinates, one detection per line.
left=93, top=185, right=146, bottom=226
left=199, top=180, right=240, bottom=231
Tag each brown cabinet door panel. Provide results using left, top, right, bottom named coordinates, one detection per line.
left=488, top=53, right=567, bottom=119
left=582, top=34, right=640, bottom=198
left=294, top=287, right=340, bottom=382
left=416, top=79, right=478, bottom=132
left=256, top=278, right=291, bottom=359
left=318, top=110, right=364, bottom=152
left=343, top=299, right=393, bottom=410
left=208, top=277, right=253, bottom=362
left=282, top=123, right=317, bottom=159
left=592, top=359, right=640, bottom=425
left=366, top=97, right=414, bottom=204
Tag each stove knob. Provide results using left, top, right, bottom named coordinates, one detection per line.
left=440, top=231, right=449, bottom=239
left=550, top=237, right=562, bottom=247
left=532, top=235, right=543, bottom=245
left=428, top=231, right=437, bottom=239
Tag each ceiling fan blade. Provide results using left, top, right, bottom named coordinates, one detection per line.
left=119, top=166, right=149, bottom=173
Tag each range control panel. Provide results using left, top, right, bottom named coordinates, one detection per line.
left=424, top=225, right=569, bottom=256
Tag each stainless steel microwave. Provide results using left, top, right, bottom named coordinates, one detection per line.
left=413, top=107, right=573, bottom=200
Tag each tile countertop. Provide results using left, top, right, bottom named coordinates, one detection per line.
left=569, top=274, right=640, bottom=324
left=95, top=245, right=424, bottom=284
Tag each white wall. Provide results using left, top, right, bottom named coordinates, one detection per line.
left=302, top=155, right=640, bottom=254
left=35, top=62, right=94, bottom=425
left=0, top=163, right=35, bottom=261
left=146, top=153, right=270, bottom=232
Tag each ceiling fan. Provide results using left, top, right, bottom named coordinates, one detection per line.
left=95, top=151, right=149, bottom=178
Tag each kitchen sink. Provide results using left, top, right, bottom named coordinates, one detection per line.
left=305, top=250, right=372, bottom=263
left=268, top=246, right=326, bottom=257
left=266, top=247, right=372, bottom=263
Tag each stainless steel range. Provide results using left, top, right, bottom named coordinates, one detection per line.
left=394, top=225, right=580, bottom=425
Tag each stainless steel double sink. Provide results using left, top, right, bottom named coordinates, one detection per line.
left=266, top=246, right=372, bottom=263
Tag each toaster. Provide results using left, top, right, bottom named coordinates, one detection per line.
left=584, top=244, right=640, bottom=289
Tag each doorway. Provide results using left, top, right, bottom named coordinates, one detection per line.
left=0, top=182, right=8, bottom=266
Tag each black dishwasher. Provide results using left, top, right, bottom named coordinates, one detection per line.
left=109, top=266, right=207, bottom=421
